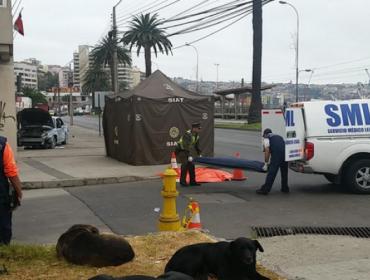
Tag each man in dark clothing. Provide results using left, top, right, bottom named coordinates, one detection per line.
left=256, top=128, right=289, bottom=195
left=0, top=136, right=22, bottom=245
left=176, top=122, right=202, bottom=187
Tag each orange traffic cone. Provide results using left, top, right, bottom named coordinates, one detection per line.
left=231, top=152, right=247, bottom=181
left=171, top=152, right=180, bottom=182
left=188, top=199, right=201, bottom=229
left=171, top=152, right=178, bottom=169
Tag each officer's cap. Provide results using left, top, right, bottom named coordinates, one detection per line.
left=191, top=122, right=201, bottom=129
left=263, top=128, right=272, bottom=136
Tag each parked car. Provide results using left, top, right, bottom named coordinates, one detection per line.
left=17, top=108, right=69, bottom=149
left=74, top=108, right=84, bottom=116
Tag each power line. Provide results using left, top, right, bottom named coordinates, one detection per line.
left=164, top=0, right=252, bottom=23
left=165, top=0, right=212, bottom=21
left=116, top=0, right=170, bottom=23
left=166, top=0, right=272, bottom=37
left=172, top=8, right=251, bottom=49
left=164, top=4, right=253, bottom=34
left=116, top=0, right=154, bottom=18
left=315, top=56, right=370, bottom=70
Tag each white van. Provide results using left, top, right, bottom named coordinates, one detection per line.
left=262, top=99, right=370, bottom=194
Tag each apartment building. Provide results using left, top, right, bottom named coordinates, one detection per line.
left=132, top=66, right=146, bottom=88
left=14, top=61, right=38, bottom=89
left=73, top=44, right=133, bottom=91
left=73, top=45, right=93, bottom=89
left=58, top=67, right=70, bottom=87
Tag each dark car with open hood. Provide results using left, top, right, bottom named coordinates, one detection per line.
left=17, top=108, right=69, bottom=149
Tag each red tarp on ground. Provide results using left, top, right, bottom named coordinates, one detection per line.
left=157, top=167, right=234, bottom=183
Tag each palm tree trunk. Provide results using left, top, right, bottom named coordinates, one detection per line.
left=145, top=46, right=152, bottom=78
left=248, top=0, right=263, bottom=124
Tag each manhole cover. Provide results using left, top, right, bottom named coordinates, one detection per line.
left=184, top=193, right=245, bottom=204
left=251, top=226, right=370, bottom=238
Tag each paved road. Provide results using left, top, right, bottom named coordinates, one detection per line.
left=15, top=116, right=367, bottom=243
left=63, top=115, right=102, bottom=131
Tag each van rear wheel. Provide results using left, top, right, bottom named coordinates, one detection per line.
left=345, top=159, right=370, bottom=194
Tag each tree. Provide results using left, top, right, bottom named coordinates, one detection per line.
left=119, top=81, right=129, bottom=92
left=38, top=71, right=58, bottom=91
left=247, top=0, right=263, bottom=124
left=91, top=35, right=132, bottom=91
left=21, top=87, right=47, bottom=108
left=122, top=13, right=172, bottom=78
left=82, top=65, right=111, bottom=108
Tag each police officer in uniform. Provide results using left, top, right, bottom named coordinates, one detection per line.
left=256, top=128, right=289, bottom=195
left=0, top=136, right=22, bottom=245
left=176, top=122, right=202, bottom=187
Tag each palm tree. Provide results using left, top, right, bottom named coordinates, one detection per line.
left=91, top=35, right=132, bottom=91
left=82, top=65, right=111, bottom=109
left=122, top=13, right=172, bottom=78
left=21, top=87, right=47, bottom=108
left=247, top=0, right=263, bottom=124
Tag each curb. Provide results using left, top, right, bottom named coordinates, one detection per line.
left=22, top=175, right=161, bottom=190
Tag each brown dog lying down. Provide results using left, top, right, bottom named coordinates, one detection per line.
left=56, top=224, right=135, bottom=267
left=88, top=271, right=194, bottom=280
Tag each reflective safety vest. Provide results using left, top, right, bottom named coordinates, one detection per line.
left=0, top=136, right=10, bottom=202
left=178, top=130, right=199, bottom=150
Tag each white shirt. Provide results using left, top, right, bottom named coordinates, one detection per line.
left=263, top=134, right=271, bottom=149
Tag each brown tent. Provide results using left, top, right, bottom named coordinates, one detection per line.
left=103, top=70, right=214, bottom=165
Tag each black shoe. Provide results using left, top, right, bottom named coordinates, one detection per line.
left=256, top=189, right=268, bottom=195
left=190, top=183, right=201, bottom=186
left=281, top=188, right=290, bottom=193
left=180, top=182, right=189, bottom=187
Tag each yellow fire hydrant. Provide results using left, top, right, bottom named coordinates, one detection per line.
left=158, top=166, right=181, bottom=231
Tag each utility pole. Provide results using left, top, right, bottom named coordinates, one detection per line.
left=215, top=63, right=220, bottom=89
left=68, top=70, right=74, bottom=126
left=58, top=87, right=61, bottom=117
left=112, top=0, right=122, bottom=94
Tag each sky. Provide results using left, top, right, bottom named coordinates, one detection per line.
left=12, top=0, right=370, bottom=85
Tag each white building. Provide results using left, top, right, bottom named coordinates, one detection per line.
left=132, top=66, right=146, bottom=88
left=73, top=44, right=133, bottom=90
left=58, top=67, right=70, bottom=88
left=14, top=61, right=38, bottom=89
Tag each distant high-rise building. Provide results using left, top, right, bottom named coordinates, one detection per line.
left=58, top=67, right=70, bottom=88
left=73, top=45, right=133, bottom=91
left=14, top=62, right=38, bottom=89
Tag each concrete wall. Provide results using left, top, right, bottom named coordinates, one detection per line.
left=0, top=0, right=17, bottom=157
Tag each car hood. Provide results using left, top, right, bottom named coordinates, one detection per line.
left=18, top=108, right=54, bottom=128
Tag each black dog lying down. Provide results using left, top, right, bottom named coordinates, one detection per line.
left=89, top=271, right=194, bottom=280
left=56, top=224, right=135, bottom=267
left=165, top=237, right=270, bottom=280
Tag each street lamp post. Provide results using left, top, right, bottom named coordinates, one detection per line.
left=112, top=0, right=123, bottom=94
left=297, top=69, right=311, bottom=101
left=303, top=69, right=314, bottom=101
left=215, top=63, right=220, bottom=90
left=279, top=1, right=300, bottom=102
left=186, top=43, right=199, bottom=93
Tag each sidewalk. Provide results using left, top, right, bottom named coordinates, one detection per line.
left=17, top=126, right=168, bottom=189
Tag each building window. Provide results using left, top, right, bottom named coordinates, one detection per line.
left=0, top=0, right=7, bottom=7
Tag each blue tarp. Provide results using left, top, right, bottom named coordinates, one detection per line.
left=194, top=157, right=265, bottom=172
